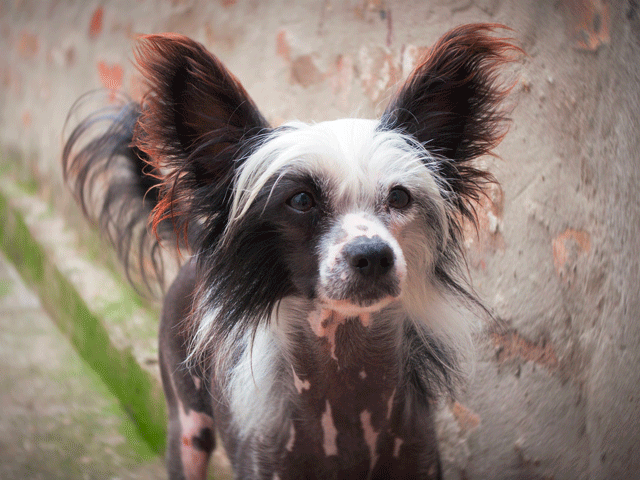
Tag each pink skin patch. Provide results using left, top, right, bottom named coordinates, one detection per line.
left=360, top=312, right=372, bottom=327
left=177, top=396, right=215, bottom=480
left=386, top=388, right=396, bottom=420
left=319, top=298, right=394, bottom=318
left=360, top=409, right=379, bottom=472
left=393, top=437, right=404, bottom=458
left=169, top=372, right=213, bottom=480
left=308, top=309, right=341, bottom=361
left=321, top=400, right=339, bottom=456
left=308, top=309, right=373, bottom=362
left=286, top=423, right=296, bottom=451
left=307, top=309, right=374, bottom=363
left=292, top=366, right=311, bottom=393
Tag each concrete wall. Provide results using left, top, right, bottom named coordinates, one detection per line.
left=1, top=0, right=639, bottom=478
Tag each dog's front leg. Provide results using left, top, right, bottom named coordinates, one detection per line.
left=160, top=262, right=216, bottom=480
left=161, top=355, right=215, bottom=480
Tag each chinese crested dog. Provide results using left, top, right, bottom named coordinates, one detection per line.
left=63, top=23, right=519, bottom=480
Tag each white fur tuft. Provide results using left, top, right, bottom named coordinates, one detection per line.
left=229, top=119, right=448, bottom=236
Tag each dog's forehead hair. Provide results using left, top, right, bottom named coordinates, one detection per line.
left=230, top=118, right=443, bottom=219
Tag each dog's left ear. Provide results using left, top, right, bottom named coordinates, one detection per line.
left=134, top=33, right=269, bottom=170
left=382, top=24, right=521, bottom=220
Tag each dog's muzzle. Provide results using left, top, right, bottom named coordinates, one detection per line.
left=318, top=216, right=407, bottom=312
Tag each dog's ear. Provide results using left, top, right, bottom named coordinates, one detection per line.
left=382, top=24, right=520, bottom=220
left=132, top=34, right=270, bottom=242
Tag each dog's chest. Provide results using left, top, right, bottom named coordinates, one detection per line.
left=282, top=355, right=398, bottom=478
left=217, top=313, right=440, bottom=478
left=273, top=315, right=409, bottom=478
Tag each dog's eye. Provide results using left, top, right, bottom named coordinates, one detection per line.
left=387, top=187, right=411, bottom=209
left=287, top=191, right=315, bottom=212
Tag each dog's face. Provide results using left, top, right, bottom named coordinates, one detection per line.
left=227, top=119, right=447, bottom=318
left=132, top=26, right=519, bottom=349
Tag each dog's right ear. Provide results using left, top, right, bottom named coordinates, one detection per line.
left=133, top=34, right=270, bottom=240
left=381, top=24, right=520, bottom=227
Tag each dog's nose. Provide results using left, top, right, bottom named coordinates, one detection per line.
left=345, top=236, right=395, bottom=278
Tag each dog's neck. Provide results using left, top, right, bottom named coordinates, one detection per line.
left=296, top=307, right=400, bottom=375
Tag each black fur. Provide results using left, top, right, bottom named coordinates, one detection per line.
left=62, top=93, right=170, bottom=289
left=133, top=33, right=270, bottom=253
left=195, top=171, right=328, bottom=341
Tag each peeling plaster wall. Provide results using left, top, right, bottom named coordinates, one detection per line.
left=1, top=1, right=639, bottom=479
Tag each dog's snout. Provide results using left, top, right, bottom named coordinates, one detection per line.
left=345, top=237, right=395, bottom=278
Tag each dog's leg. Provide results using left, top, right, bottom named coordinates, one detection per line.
left=160, top=350, right=215, bottom=480
left=160, top=261, right=215, bottom=480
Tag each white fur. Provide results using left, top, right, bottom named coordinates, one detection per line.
left=230, top=119, right=446, bottom=230
left=224, top=324, right=288, bottom=440
left=402, top=281, right=478, bottom=372
left=199, top=298, right=314, bottom=443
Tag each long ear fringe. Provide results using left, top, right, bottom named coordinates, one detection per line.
left=132, top=34, right=269, bottom=251
left=383, top=23, right=523, bottom=229
left=62, top=91, right=178, bottom=295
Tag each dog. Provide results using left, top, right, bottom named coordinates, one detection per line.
left=62, top=23, right=518, bottom=480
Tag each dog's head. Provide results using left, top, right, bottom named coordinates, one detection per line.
left=224, top=118, right=446, bottom=318
left=133, top=25, right=519, bottom=354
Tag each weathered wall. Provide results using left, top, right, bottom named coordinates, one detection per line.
left=1, top=0, right=639, bottom=479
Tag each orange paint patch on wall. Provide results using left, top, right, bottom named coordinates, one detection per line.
left=98, top=61, right=123, bottom=91
left=204, top=23, right=237, bottom=50
left=89, top=6, right=104, bottom=38
left=451, top=401, right=481, bottom=432
left=552, top=228, right=591, bottom=281
left=18, top=30, right=38, bottom=59
left=492, top=330, right=558, bottom=370
left=563, top=0, right=610, bottom=51
left=276, top=30, right=291, bottom=62
left=290, top=55, right=323, bottom=88
left=21, top=111, right=32, bottom=128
